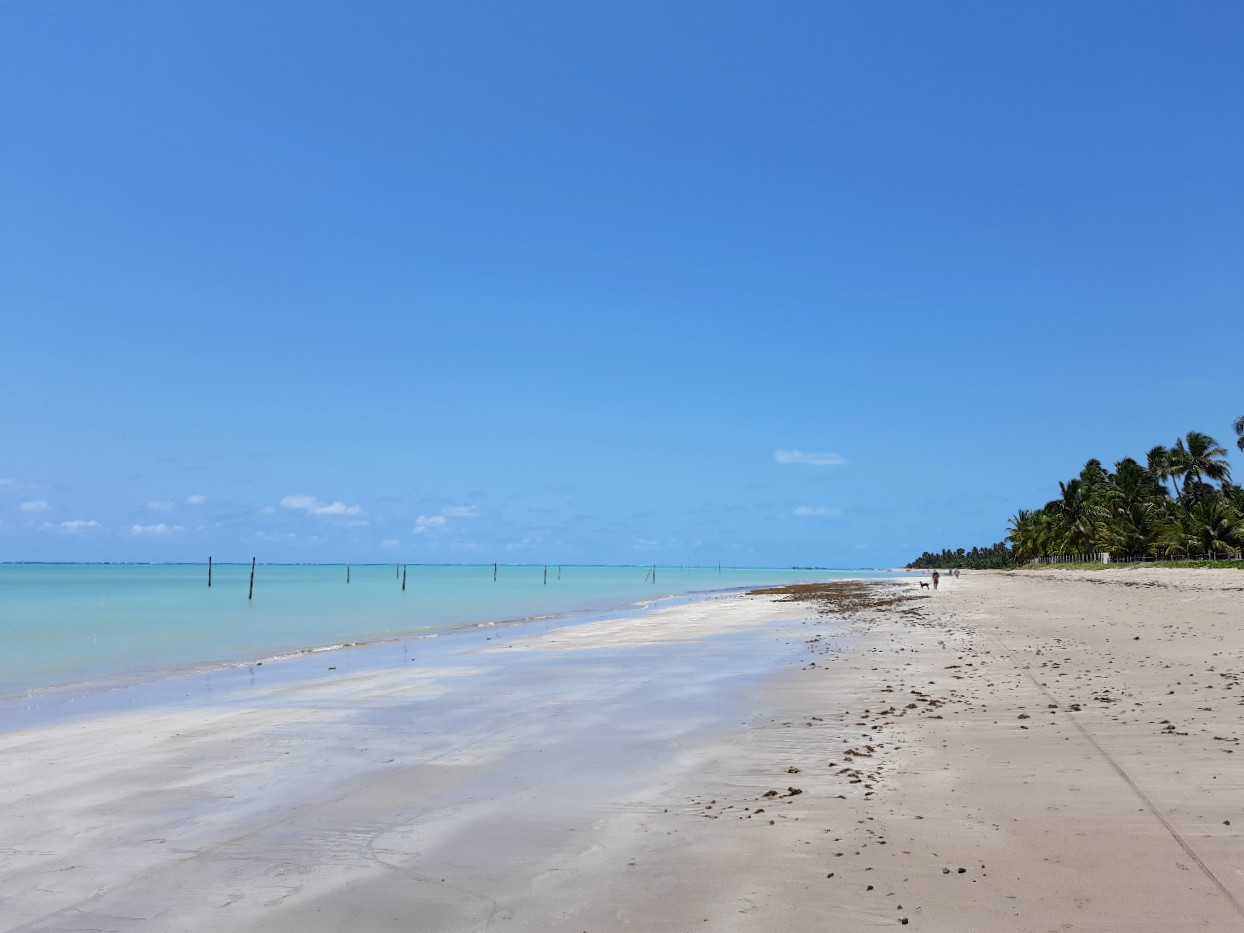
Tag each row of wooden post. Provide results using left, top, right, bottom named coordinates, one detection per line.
left=211, top=559, right=675, bottom=597
left=207, top=555, right=253, bottom=599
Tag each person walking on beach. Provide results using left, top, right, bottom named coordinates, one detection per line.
left=932, top=570, right=940, bottom=590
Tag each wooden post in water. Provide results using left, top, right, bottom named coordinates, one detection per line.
left=557, top=565, right=561, bottom=580
left=347, top=564, right=351, bottom=584
left=544, top=565, right=548, bottom=585
left=208, top=555, right=212, bottom=588
left=493, top=562, right=497, bottom=582
left=248, top=557, right=256, bottom=600
left=402, top=565, right=407, bottom=591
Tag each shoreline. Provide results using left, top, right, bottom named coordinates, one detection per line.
left=3, top=570, right=1241, bottom=930
left=0, top=588, right=835, bottom=932
left=0, top=578, right=877, bottom=734
left=0, top=564, right=892, bottom=709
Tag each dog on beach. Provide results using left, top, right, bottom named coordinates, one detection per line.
left=919, top=581, right=930, bottom=589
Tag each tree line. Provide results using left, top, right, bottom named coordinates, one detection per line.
left=1006, top=422, right=1244, bottom=562
left=906, top=542, right=1014, bottom=570
left=908, top=418, right=1244, bottom=568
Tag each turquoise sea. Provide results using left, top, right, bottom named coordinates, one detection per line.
left=0, top=562, right=889, bottom=712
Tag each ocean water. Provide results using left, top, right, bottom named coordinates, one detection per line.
left=0, top=563, right=889, bottom=702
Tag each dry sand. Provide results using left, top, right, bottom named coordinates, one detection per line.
left=2, top=569, right=1241, bottom=931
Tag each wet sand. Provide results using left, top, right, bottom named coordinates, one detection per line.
left=2, top=570, right=1242, bottom=931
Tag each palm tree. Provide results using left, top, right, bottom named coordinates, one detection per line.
left=1154, top=518, right=1193, bottom=558
left=1110, top=457, right=1165, bottom=510
left=1165, top=431, right=1231, bottom=503
left=1100, top=500, right=1164, bottom=559
left=1007, top=510, right=1037, bottom=561
left=1054, top=477, right=1102, bottom=554
left=1146, top=445, right=1178, bottom=500
left=1008, top=509, right=1056, bottom=562
left=1222, top=481, right=1244, bottom=513
left=1234, top=415, right=1244, bottom=453
left=1098, top=459, right=1168, bottom=558
left=1182, top=498, right=1244, bottom=556
left=1079, top=458, right=1108, bottom=489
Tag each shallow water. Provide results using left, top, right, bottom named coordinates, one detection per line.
left=0, top=563, right=888, bottom=703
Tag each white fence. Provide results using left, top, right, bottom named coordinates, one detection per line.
left=1032, top=549, right=1243, bottom=565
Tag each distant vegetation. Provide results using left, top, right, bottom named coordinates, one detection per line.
left=906, top=542, right=1014, bottom=570
left=1006, top=426, right=1244, bottom=563
left=908, top=419, right=1244, bottom=569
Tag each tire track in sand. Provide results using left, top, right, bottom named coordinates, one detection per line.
left=988, top=631, right=1244, bottom=922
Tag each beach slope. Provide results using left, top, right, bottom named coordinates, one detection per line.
left=1, top=570, right=1241, bottom=931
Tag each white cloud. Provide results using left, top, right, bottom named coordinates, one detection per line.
left=314, top=502, right=361, bottom=516
left=186, top=494, right=206, bottom=505
left=281, top=495, right=362, bottom=517
left=58, top=519, right=100, bottom=533
left=413, top=514, right=447, bottom=534
left=127, top=522, right=179, bottom=537
left=379, top=538, right=401, bottom=549
left=774, top=449, right=847, bottom=466
left=414, top=506, right=477, bottom=534
left=793, top=506, right=843, bottom=518
left=19, top=500, right=51, bottom=512
left=147, top=500, right=174, bottom=512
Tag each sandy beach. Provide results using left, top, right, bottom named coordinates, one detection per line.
left=3, top=569, right=1242, bottom=931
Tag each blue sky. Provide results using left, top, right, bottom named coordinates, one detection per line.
left=2, top=1, right=1241, bottom=567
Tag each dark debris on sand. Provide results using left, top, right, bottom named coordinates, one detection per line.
left=748, top=581, right=923, bottom=617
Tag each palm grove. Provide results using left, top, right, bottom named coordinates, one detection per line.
left=1007, top=420, right=1244, bottom=563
